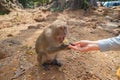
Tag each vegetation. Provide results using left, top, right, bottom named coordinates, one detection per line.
left=0, top=0, right=119, bottom=14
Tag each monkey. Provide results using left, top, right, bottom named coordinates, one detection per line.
left=35, top=20, right=69, bottom=70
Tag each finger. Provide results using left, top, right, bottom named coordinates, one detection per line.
left=72, top=41, right=81, bottom=45
left=68, top=45, right=80, bottom=50
left=79, top=47, right=89, bottom=52
left=72, top=40, right=90, bottom=45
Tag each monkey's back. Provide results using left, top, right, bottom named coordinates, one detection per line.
left=35, top=30, right=58, bottom=62
left=35, top=32, right=48, bottom=54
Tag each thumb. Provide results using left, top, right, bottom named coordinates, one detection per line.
left=68, top=45, right=80, bottom=50
left=79, top=47, right=90, bottom=52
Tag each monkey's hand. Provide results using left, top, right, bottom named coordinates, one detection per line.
left=47, top=43, right=73, bottom=53
left=47, top=44, right=68, bottom=53
left=63, top=38, right=74, bottom=49
left=60, top=44, right=69, bottom=50
left=60, top=43, right=75, bottom=50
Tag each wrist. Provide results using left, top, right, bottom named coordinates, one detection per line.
left=88, top=43, right=99, bottom=51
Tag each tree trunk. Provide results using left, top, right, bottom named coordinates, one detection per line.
left=0, top=0, right=11, bottom=14
left=47, top=0, right=98, bottom=11
left=70, top=0, right=83, bottom=10
left=18, top=0, right=26, bottom=8
left=88, top=0, right=97, bottom=7
left=0, top=0, right=23, bottom=14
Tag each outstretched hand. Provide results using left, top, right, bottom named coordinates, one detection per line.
left=68, top=40, right=99, bottom=52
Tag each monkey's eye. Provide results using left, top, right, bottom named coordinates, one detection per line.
left=59, top=26, right=63, bottom=30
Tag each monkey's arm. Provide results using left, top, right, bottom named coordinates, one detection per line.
left=47, top=44, right=70, bottom=53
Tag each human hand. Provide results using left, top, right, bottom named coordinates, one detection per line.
left=68, top=40, right=99, bottom=52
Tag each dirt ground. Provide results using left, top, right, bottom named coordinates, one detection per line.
left=0, top=6, right=120, bottom=80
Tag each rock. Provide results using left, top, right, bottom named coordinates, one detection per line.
left=41, top=7, right=48, bottom=13
left=0, top=44, right=12, bottom=59
left=105, top=16, right=113, bottom=21
left=111, top=19, right=120, bottom=23
left=106, top=22, right=119, bottom=28
left=34, top=17, right=46, bottom=22
left=28, top=25, right=40, bottom=29
left=7, top=34, right=13, bottom=37
left=98, top=9, right=103, bottom=12
left=100, top=22, right=119, bottom=29
left=34, top=14, right=46, bottom=22
left=2, top=38, right=21, bottom=46
left=0, top=51, right=7, bottom=59
left=113, top=29, right=120, bottom=36
left=67, top=19, right=85, bottom=26
left=112, top=7, right=116, bottom=9
left=28, top=24, right=44, bottom=29
left=0, top=38, right=21, bottom=60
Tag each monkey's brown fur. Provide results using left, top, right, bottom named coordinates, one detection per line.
left=35, top=20, right=68, bottom=70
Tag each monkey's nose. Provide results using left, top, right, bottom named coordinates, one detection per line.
left=59, top=37, right=65, bottom=43
left=62, top=36, right=65, bottom=40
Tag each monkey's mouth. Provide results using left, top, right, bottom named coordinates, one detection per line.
left=59, top=37, right=65, bottom=43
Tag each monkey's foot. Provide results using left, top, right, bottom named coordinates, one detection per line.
left=42, top=63, right=50, bottom=70
left=51, top=59, right=62, bottom=67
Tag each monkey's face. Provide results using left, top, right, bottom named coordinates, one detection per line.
left=55, top=26, right=67, bottom=43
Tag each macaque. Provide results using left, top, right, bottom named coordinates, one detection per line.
left=35, top=20, right=69, bottom=70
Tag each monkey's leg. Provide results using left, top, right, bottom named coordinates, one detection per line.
left=47, top=44, right=69, bottom=53
left=51, top=59, right=62, bottom=67
left=42, top=55, right=52, bottom=70
left=37, top=53, right=50, bottom=70
left=51, top=54, right=62, bottom=67
left=42, top=62, right=50, bottom=70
